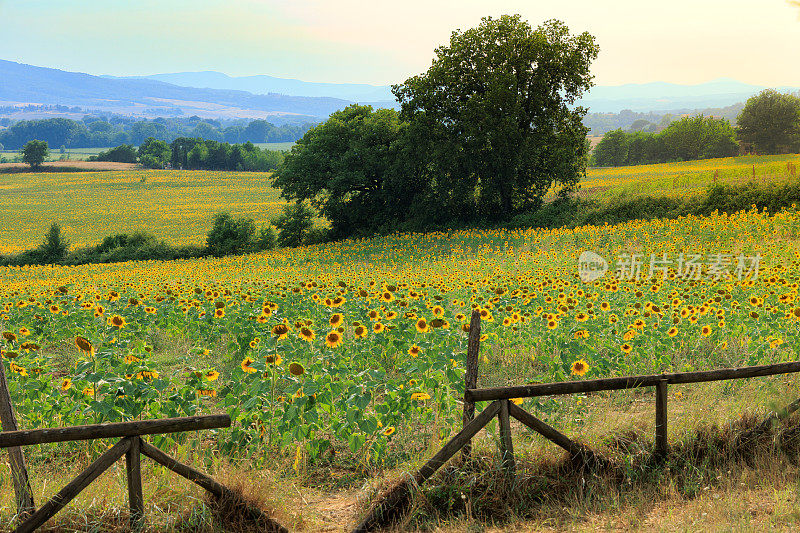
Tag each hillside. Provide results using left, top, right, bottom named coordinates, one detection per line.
left=0, top=60, right=350, bottom=121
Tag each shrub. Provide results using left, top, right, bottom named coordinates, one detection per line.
left=206, top=213, right=257, bottom=257
left=273, top=203, right=314, bottom=248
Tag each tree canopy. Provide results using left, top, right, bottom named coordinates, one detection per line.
left=737, top=90, right=800, bottom=154
left=393, top=15, right=599, bottom=217
left=20, top=140, right=49, bottom=169
left=273, top=16, right=600, bottom=236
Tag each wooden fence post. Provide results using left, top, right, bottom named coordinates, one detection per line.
left=0, top=359, right=35, bottom=519
left=655, top=379, right=668, bottom=457
left=461, top=310, right=481, bottom=461
left=126, top=436, right=144, bottom=529
left=498, top=400, right=515, bottom=478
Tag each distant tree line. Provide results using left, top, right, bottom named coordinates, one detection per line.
left=0, top=116, right=314, bottom=150
left=591, top=115, right=739, bottom=166
left=592, top=90, right=800, bottom=166
left=92, top=137, right=285, bottom=171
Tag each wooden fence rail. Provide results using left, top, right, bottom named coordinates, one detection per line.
left=354, top=311, right=800, bottom=532
left=0, top=414, right=287, bottom=533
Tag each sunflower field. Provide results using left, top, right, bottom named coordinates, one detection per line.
left=2, top=207, right=800, bottom=468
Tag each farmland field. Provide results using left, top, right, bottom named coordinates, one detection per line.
left=4, top=159, right=800, bottom=529
left=1, top=209, right=799, bottom=464
left=0, top=169, right=286, bottom=254
left=3, top=153, right=798, bottom=255
left=577, top=153, right=800, bottom=200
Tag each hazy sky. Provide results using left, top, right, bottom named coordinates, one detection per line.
left=1, top=0, right=798, bottom=87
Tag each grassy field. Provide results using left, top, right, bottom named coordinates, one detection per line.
left=579, top=153, right=800, bottom=200
left=0, top=169, right=286, bottom=254
left=3, top=207, right=800, bottom=529
left=2, top=153, right=798, bottom=255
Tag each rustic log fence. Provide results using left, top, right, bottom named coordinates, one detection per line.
left=353, top=310, right=800, bottom=532
left=0, top=355, right=288, bottom=533
left=0, top=414, right=288, bottom=533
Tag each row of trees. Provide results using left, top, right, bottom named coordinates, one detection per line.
left=0, top=116, right=314, bottom=150
left=274, top=16, right=600, bottom=238
left=132, top=137, right=285, bottom=170
left=591, top=115, right=739, bottom=166
left=592, top=90, right=800, bottom=166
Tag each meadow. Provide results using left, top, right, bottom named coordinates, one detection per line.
left=2, top=153, right=798, bottom=256
left=0, top=169, right=286, bottom=254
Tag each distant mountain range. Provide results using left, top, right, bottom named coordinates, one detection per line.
left=2, top=60, right=798, bottom=122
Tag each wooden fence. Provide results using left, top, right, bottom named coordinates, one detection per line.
left=0, top=361, right=287, bottom=533
left=353, top=310, right=800, bottom=532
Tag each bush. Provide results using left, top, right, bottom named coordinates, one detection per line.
left=92, top=144, right=138, bottom=163
left=255, top=225, right=277, bottom=251
left=206, top=213, right=257, bottom=257
left=273, top=203, right=315, bottom=248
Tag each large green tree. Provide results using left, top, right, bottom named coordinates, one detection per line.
left=737, top=90, right=800, bottom=154
left=273, top=105, right=425, bottom=238
left=20, top=140, right=49, bottom=169
left=393, top=15, right=599, bottom=218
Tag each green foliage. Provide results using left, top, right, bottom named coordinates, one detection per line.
left=172, top=137, right=283, bottom=171
left=138, top=137, right=171, bottom=169
left=255, top=224, right=277, bottom=251
left=274, top=105, right=421, bottom=238
left=206, top=213, right=257, bottom=257
left=40, top=222, right=69, bottom=264
left=394, top=16, right=599, bottom=218
left=273, top=203, right=314, bottom=248
left=20, top=140, right=49, bottom=169
left=592, top=116, right=738, bottom=166
left=737, top=89, right=800, bottom=154
left=91, top=144, right=138, bottom=163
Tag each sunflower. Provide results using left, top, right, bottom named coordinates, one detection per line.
left=271, top=323, right=290, bottom=340
left=82, top=386, right=94, bottom=396
left=325, top=331, right=343, bottom=348
left=19, top=327, right=30, bottom=336
left=75, top=336, right=93, bottom=354
left=380, top=291, right=394, bottom=302
left=547, top=320, right=557, bottom=330
left=667, top=327, right=678, bottom=337
left=416, top=318, right=429, bottom=333
left=368, top=309, right=380, bottom=321
left=60, top=378, right=72, bottom=391
left=2, top=331, right=17, bottom=343
left=575, top=312, right=589, bottom=322
left=432, top=306, right=444, bottom=316
left=299, top=327, right=315, bottom=342
left=241, top=357, right=257, bottom=373
left=410, top=392, right=431, bottom=401
left=373, top=322, right=385, bottom=333
left=109, top=315, right=127, bottom=328
left=570, top=359, right=589, bottom=376
left=354, top=325, right=368, bottom=338
left=329, top=313, right=344, bottom=327
left=701, top=325, right=712, bottom=337
left=382, top=426, right=396, bottom=436
left=289, top=362, right=305, bottom=376
left=214, top=308, right=225, bottom=319
left=205, top=370, right=220, bottom=381
left=197, top=389, right=217, bottom=397
left=621, top=343, right=633, bottom=354
left=511, top=398, right=524, bottom=405
left=408, top=344, right=421, bottom=357
left=265, top=354, right=283, bottom=365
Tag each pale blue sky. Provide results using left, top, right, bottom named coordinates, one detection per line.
left=1, top=0, right=798, bottom=87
